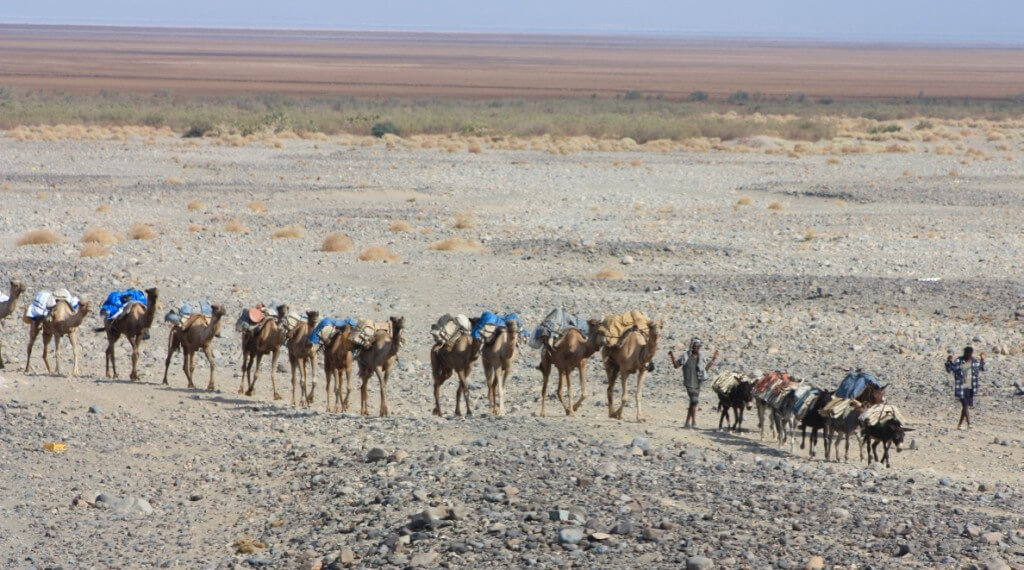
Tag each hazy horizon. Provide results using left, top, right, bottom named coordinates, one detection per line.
left=3, top=1, right=1024, bottom=46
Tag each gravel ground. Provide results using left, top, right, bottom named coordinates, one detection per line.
left=0, top=135, right=1022, bottom=569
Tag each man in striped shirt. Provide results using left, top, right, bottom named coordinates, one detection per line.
left=945, top=346, right=985, bottom=430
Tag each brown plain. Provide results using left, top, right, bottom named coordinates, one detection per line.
left=1, top=25, right=1022, bottom=99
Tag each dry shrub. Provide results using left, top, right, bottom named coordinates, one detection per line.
left=248, top=201, right=268, bottom=213
left=454, top=211, right=478, bottom=229
left=16, top=228, right=63, bottom=246
left=389, top=220, right=413, bottom=233
left=804, top=229, right=819, bottom=241
left=934, top=144, right=955, bottom=155
left=37, top=192, right=48, bottom=200
left=81, top=227, right=121, bottom=245
left=630, top=159, right=643, bottom=167
left=96, top=204, right=109, bottom=213
left=166, top=177, right=184, bottom=185
left=826, top=157, right=841, bottom=165
left=949, top=169, right=961, bottom=179
left=188, top=223, right=203, bottom=233
left=272, top=140, right=285, bottom=149
left=129, top=223, right=157, bottom=240
left=186, top=200, right=203, bottom=211
left=80, top=243, right=110, bottom=257
left=225, top=219, right=249, bottom=233
left=321, top=233, right=354, bottom=252
left=594, top=267, right=626, bottom=280
left=358, top=246, right=400, bottom=263
left=987, top=131, right=1006, bottom=141
left=233, top=537, right=266, bottom=555
left=467, top=142, right=483, bottom=154
left=429, top=237, right=484, bottom=252
left=736, top=196, right=753, bottom=206
left=271, top=225, right=304, bottom=239
left=885, top=143, right=914, bottom=154
left=768, top=201, right=784, bottom=211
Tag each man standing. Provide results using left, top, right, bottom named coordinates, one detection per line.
left=945, top=346, right=985, bottom=429
left=669, top=338, right=718, bottom=429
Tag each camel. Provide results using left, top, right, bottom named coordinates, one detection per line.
left=285, top=311, right=319, bottom=407
left=602, top=321, right=661, bottom=422
left=323, top=325, right=356, bottom=412
left=97, top=288, right=159, bottom=381
left=162, top=305, right=226, bottom=390
left=239, top=304, right=290, bottom=399
left=481, top=320, right=520, bottom=417
left=356, top=316, right=404, bottom=417
left=0, top=280, right=25, bottom=369
left=538, top=321, right=601, bottom=417
left=26, top=300, right=91, bottom=377
left=431, top=325, right=482, bottom=417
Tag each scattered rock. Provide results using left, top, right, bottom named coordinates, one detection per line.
left=805, top=555, right=824, bottom=570
left=366, top=448, right=389, bottom=462
left=558, top=527, right=585, bottom=545
left=686, top=556, right=714, bottom=570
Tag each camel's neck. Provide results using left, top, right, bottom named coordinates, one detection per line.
left=388, top=325, right=403, bottom=356
left=208, top=314, right=224, bottom=338
left=67, top=305, right=89, bottom=328
left=141, top=295, right=158, bottom=327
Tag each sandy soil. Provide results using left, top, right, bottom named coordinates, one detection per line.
left=2, top=25, right=1024, bottom=98
left=0, top=134, right=1022, bottom=569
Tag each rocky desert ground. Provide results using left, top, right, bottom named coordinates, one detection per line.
left=1, top=131, right=1023, bottom=570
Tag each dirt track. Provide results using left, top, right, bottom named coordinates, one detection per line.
left=2, top=24, right=1024, bottom=98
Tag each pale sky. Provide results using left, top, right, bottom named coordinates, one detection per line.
left=3, top=0, right=1022, bottom=44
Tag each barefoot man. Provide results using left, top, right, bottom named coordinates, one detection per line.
left=669, top=338, right=718, bottom=429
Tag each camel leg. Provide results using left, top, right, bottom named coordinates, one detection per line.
left=433, top=379, right=444, bottom=417
left=573, top=362, right=587, bottom=412
left=323, top=367, right=333, bottom=412
left=289, top=355, right=298, bottom=407
left=204, top=344, right=216, bottom=391
left=342, top=364, right=352, bottom=412
left=248, top=353, right=263, bottom=396
left=42, top=332, right=54, bottom=374
left=128, top=336, right=141, bottom=381
left=163, top=333, right=176, bottom=385
left=635, top=370, right=647, bottom=422
left=498, top=365, right=510, bottom=417
left=106, top=341, right=117, bottom=379
left=483, top=364, right=495, bottom=416
left=460, top=370, right=472, bottom=417
left=269, top=350, right=282, bottom=400
left=377, top=368, right=388, bottom=417
left=238, top=351, right=249, bottom=394
left=25, top=322, right=40, bottom=373
left=359, top=374, right=370, bottom=416
left=69, top=330, right=80, bottom=378
left=612, top=372, right=627, bottom=420
left=539, top=364, right=551, bottom=418
left=454, top=374, right=464, bottom=416
left=606, top=369, right=617, bottom=418
left=188, top=350, right=199, bottom=388
left=306, top=353, right=317, bottom=406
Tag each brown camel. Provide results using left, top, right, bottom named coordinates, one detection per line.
left=603, top=321, right=662, bottom=422
left=26, top=300, right=91, bottom=377
left=431, top=323, right=483, bottom=417
left=356, top=316, right=404, bottom=417
left=0, top=280, right=25, bottom=369
left=481, top=320, right=520, bottom=417
left=239, top=304, right=290, bottom=399
left=539, top=321, right=602, bottom=417
left=97, top=288, right=159, bottom=381
left=323, top=325, right=355, bottom=413
left=285, top=311, right=319, bottom=407
left=162, top=305, right=226, bottom=390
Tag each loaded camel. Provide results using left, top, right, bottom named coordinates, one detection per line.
left=0, top=280, right=25, bottom=369
left=481, top=319, right=519, bottom=417
left=239, top=304, right=290, bottom=399
left=323, top=325, right=355, bottom=412
left=538, top=321, right=601, bottom=417
left=97, top=288, right=159, bottom=381
left=431, top=321, right=482, bottom=417
left=356, top=316, right=404, bottom=417
left=26, top=300, right=91, bottom=377
left=603, top=321, right=661, bottom=422
left=285, top=311, right=319, bottom=407
left=162, top=304, right=226, bottom=390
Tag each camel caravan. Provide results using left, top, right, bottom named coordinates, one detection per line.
left=0, top=285, right=913, bottom=466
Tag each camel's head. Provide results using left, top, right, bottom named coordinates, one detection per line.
left=276, top=304, right=289, bottom=319
left=390, top=315, right=405, bottom=329
left=211, top=304, right=227, bottom=318
left=10, top=280, right=24, bottom=296
left=306, top=311, right=320, bottom=326
left=78, top=301, right=91, bottom=315
left=145, top=287, right=159, bottom=301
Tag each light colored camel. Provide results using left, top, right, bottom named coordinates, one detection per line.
left=323, top=325, right=355, bottom=413
left=98, top=288, right=159, bottom=381
left=239, top=304, right=290, bottom=399
left=603, top=321, right=661, bottom=422
left=539, top=321, right=602, bottom=417
left=356, top=316, right=404, bottom=417
left=26, top=300, right=91, bottom=377
left=0, top=280, right=25, bottom=369
left=162, top=305, right=226, bottom=390
left=285, top=311, right=319, bottom=407
left=431, top=329, right=482, bottom=417
left=481, top=320, right=520, bottom=417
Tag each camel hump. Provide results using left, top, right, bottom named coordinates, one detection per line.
left=181, top=313, right=210, bottom=331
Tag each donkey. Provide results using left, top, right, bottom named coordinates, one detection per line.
left=799, top=390, right=834, bottom=459
left=823, top=399, right=868, bottom=462
left=862, top=419, right=911, bottom=468
left=717, top=379, right=754, bottom=432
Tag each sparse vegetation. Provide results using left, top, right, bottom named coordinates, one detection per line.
left=768, top=201, right=784, bottom=211
left=371, top=121, right=400, bottom=138
left=80, top=243, right=110, bottom=257
left=81, top=227, right=121, bottom=245
left=225, top=219, right=249, bottom=233
left=96, top=204, right=110, bottom=213
left=594, top=266, right=626, bottom=280
left=186, top=200, right=203, bottom=211
left=357, top=246, right=400, bottom=263
left=869, top=124, right=903, bottom=134
left=188, top=223, right=203, bottom=233
left=389, top=220, right=413, bottom=233
left=453, top=211, right=478, bottom=229
left=247, top=201, right=268, bottom=213
left=321, top=233, right=354, bottom=252
left=736, top=196, right=753, bottom=206
left=271, top=225, right=304, bottom=239
left=16, top=228, right=63, bottom=246
left=129, top=223, right=158, bottom=240
left=429, top=237, right=484, bottom=252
